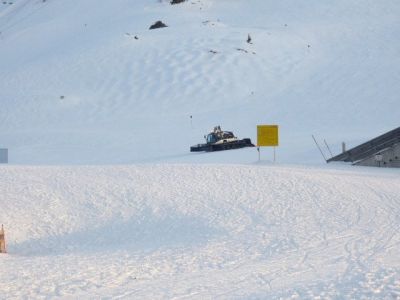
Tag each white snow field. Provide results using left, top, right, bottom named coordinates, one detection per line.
left=0, top=0, right=399, bottom=164
left=1, top=0, right=400, bottom=299
left=0, top=164, right=399, bottom=299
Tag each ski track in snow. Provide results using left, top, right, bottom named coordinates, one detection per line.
left=0, top=164, right=399, bottom=299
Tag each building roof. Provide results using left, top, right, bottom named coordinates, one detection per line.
left=328, top=127, right=400, bottom=163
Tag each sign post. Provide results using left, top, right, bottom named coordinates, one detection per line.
left=257, top=125, right=279, bottom=162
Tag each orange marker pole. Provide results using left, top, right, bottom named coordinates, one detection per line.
left=0, top=224, right=6, bottom=253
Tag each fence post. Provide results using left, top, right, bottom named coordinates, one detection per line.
left=0, top=225, right=6, bottom=253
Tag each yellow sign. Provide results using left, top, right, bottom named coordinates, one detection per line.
left=257, top=125, right=279, bottom=146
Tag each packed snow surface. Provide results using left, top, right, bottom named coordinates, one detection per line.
left=1, top=164, right=400, bottom=299
left=1, top=0, right=400, bottom=299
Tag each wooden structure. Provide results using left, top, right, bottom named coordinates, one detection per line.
left=328, top=127, right=400, bottom=168
left=0, top=225, right=6, bottom=253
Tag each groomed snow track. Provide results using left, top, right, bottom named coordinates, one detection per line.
left=0, top=164, right=399, bottom=299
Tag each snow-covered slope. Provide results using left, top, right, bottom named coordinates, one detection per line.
left=1, top=0, right=399, bottom=164
left=1, top=1, right=399, bottom=298
left=0, top=164, right=399, bottom=298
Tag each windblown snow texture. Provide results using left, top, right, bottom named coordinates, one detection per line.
left=0, top=0, right=399, bottom=299
left=0, top=0, right=399, bottom=164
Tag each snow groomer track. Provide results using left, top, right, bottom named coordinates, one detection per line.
left=0, top=164, right=399, bottom=299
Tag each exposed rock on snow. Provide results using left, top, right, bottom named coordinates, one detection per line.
left=170, top=0, right=186, bottom=4
left=149, top=20, right=168, bottom=30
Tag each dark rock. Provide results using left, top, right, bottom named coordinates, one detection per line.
left=170, top=0, right=185, bottom=4
left=247, top=34, right=252, bottom=44
left=149, top=21, right=168, bottom=30
left=236, top=48, right=248, bottom=53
